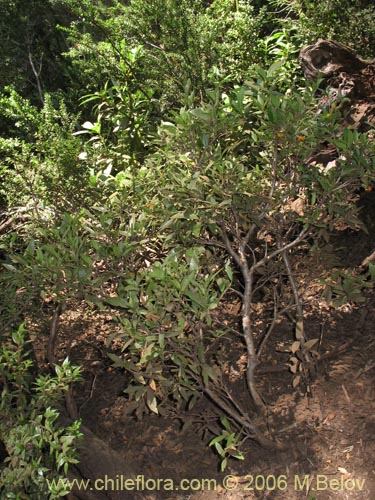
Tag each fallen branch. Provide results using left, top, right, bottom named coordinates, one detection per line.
left=361, top=249, right=375, bottom=268
left=0, top=214, right=31, bottom=234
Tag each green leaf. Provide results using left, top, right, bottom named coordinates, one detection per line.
left=267, top=60, right=284, bottom=77
left=220, top=416, right=231, bottom=431
left=105, top=296, right=129, bottom=308
left=220, top=457, right=228, bottom=471
left=225, top=260, right=233, bottom=281
left=84, top=295, right=104, bottom=309
left=227, top=449, right=245, bottom=460
left=184, top=289, right=206, bottom=308
left=160, top=212, right=186, bottom=231
left=209, top=434, right=226, bottom=446
left=214, top=442, right=224, bottom=455
left=107, top=353, right=125, bottom=367
left=368, top=263, right=375, bottom=281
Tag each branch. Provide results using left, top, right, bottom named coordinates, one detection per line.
left=281, top=246, right=304, bottom=326
left=195, top=237, right=227, bottom=250
left=47, top=304, right=63, bottom=365
left=219, top=223, right=246, bottom=270
left=0, top=214, right=31, bottom=234
left=203, top=386, right=284, bottom=449
left=28, top=51, right=44, bottom=105
left=257, top=288, right=278, bottom=358
left=361, top=249, right=375, bottom=268
left=252, top=227, right=308, bottom=272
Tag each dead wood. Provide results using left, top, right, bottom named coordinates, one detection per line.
left=361, top=248, right=375, bottom=268
left=301, top=40, right=375, bottom=169
left=300, top=39, right=373, bottom=80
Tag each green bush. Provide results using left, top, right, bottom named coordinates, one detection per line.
left=55, top=0, right=271, bottom=108
left=79, top=65, right=374, bottom=461
left=276, top=0, right=375, bottom=58
left=2, top=0, right=375, bottom=474
left=0, top=324, right=82, bottom=499
left=0, top=89, right=93, bottom=213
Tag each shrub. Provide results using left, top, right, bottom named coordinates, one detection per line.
left=0, top=324, right=82, bottom=499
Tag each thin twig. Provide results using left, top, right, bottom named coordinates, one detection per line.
left=253, top=228, right=308, bottom=271
left=257, top=289, right=292, bottom=358
left=281, top=248, right=304, bottom=337
left=28, top=51, right=44, bottom=105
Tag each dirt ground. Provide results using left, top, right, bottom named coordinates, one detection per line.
left=31, top=190, right=375, bottom=500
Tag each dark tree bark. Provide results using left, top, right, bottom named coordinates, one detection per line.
left=299, top=39, right=373, bottom=80
left=300, top=39, right=375, bottom=166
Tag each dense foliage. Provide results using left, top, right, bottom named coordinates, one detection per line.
left=0, top=325, right=82, bottom=498
left=1, top=0, right=374, bottom=495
